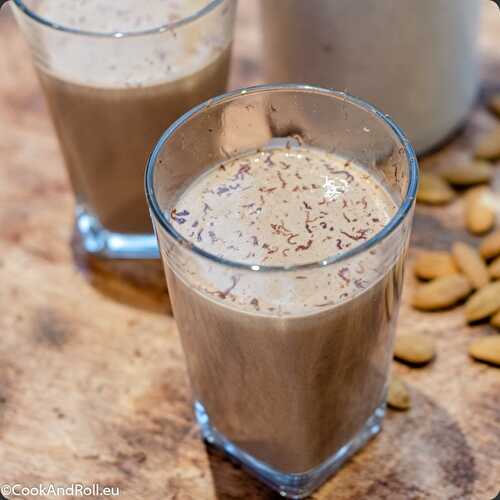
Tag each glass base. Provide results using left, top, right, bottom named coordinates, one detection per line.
left=195, top=400, right=385, bottom=498
left=75, top=207, right=159, bottom=259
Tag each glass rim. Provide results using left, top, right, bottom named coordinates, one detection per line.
left=146, top=83, right=419, bottom=274
left=12, top=0, right=226, bottom=38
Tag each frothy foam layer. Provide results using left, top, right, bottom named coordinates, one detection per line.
left=172, top=148, right=395, bottom=265
left=37, top=0, right=209, bottom=33
left=31, top=0, right=230, bottom=87
left=167, top=147, right=398, bottom=314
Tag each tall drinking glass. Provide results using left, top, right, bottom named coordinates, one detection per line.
left=11, top=0, right=237, bottom=258
left=146, top=85, right=418, bottom=498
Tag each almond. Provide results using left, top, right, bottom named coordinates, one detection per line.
left=489, top=256, right=500, bottom=280
left=475, top=126, right=500, bottom=160
left=468, top=336, right=500, bottom=366
left=440, top=160, right=492, bottom=187
left=394, top=333, right=436, bottom=365
left=465, top=187, right=496, bottom=235
left=488, top=93, right=500, bottom=118
left=451, top=242, right=490, bottom=289
left=491, top=310, right=500, bottom=329
left=387, top=377, right=411, bottom=410
left=480, top=230, right=500, bottom=260
left=417, top=172, right=455, bottom=205
left=414, top=251, right=458, bottom=280
left=464, top=281, right=500, bottom=322
left=412, top=274, right=472, bottom=311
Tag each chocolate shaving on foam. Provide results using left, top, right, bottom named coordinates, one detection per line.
left=171, top=208, right=190, bottom=224
left=340, top=229, right=369, bottom=241
left=295, top=239, right=313, bottom=252
left=338, top=268, right=351, bottom=284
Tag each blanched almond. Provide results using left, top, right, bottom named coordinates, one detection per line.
left=414, top=251, right=458, bottom=280
left=451, top=242, right=490, bottom=289
left=468, top=336, right=500, bottom=366
left=417, top=172, right=455, bottom=205
left=465, top=187, right=496, bottom=235
left=440, top=160, right=492, bottom=187
left=412, top=275, right=472, bottom=311
left=465, top=281, right=500, bottom=322
left=475, top=126, right=500, bottom=160
left=480, top=231, right=500, bottom=260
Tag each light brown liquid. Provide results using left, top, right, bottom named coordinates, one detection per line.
left=164, top=148, right=405, bottom=472
left=38, top=47, right=231, bottom=234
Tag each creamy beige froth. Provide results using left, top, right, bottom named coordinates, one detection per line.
left=169, top=147, right=397, bottom=313
left=34, top=0, right=231, bottom=87
left=172, top=147, right=396, bottom=265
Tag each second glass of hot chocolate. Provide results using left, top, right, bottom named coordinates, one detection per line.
left=147, top=85, right=418, bottom=497
left=12, top=0, right=236, bottom=258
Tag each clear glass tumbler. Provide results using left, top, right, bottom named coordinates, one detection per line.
left=146, top=85, right=418, bottom=498
left=11, top=0, right=237, bottom=259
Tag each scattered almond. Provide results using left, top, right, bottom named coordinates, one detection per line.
left=451, top=242, right=490, bottom=289
left=464, top=187, right=496, bottom=235
left=468, top=336, right=500, bottom=366
left=412, top=274, right=472, bottom=311
left=480, top=231, right=500, bottom=260
left=440, top=160, right=492, bottom=187
left=414, top=251, right=458, bottom=280
left=417, top=172, right=455, bottom=205
left=464, top=281, right=500, bottom=322
left=475, top=126, right=500, bottom=160
left=394, top=333, right=436, bottom=365
left=387, top=377, right=411, bottom=410
left=488, top=93, right=500, bottom=118
left=489, top=256, right=500, bottom=280
left=491, top=310, right=500, bottom=329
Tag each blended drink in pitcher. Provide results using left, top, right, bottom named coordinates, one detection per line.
left=13, top=0, right=235, bottom=257
left=260, top=0, right=480, bottom=154
left=163, top=147, right=404, bottom=474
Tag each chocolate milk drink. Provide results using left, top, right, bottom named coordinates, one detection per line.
left=28, top=0, right=232, bottom=234
left=163, top=146, right=404, bottom=473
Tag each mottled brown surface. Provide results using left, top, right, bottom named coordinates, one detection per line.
left=0, top=2, right=499, bottom=499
